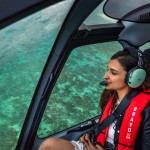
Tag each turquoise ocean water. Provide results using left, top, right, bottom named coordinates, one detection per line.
left=1, top=1, right=150, bottom=149
left=0, top=2, right=70, bottom=149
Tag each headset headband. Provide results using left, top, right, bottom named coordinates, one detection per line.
left=124, top=47, right=144, bottom=68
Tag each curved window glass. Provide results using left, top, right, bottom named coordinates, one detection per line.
left=0, top=1, right=74, bottom=149
left=38, top=41, right=122, bottom=137
left=84, top=0, right=116, bottom=25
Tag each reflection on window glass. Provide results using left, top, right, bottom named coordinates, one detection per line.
left=0, top=1, right=73, bottom=149
left=38, top=42, right=122, bottom=138
left=84, top=0, right=116, bottom=25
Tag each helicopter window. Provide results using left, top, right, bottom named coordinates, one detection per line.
left=37, top=41, right=122, bottom=138
left=84, top=0, right=117, bottom=25
left=0, top=1, right=74, bottom=149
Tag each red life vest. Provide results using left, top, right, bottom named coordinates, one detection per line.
left=96, top=90, right=150, bottom=150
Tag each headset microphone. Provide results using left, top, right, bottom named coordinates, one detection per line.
left=99, top=81, right=108, bottom=86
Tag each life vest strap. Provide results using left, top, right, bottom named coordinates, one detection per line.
left=118, top=142, right=134, bottom=148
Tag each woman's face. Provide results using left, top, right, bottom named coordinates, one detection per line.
left=104, top=59, right=129, bottom=91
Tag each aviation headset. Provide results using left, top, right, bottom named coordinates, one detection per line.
left=125, top=47, right=147, bottom=88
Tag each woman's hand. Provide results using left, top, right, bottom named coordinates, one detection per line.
left=79, top=134, right=103, bottom=150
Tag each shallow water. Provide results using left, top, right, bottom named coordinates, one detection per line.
left=1, top=1, right=150, bottom=150
left=0, top=2, right=71, bottom=149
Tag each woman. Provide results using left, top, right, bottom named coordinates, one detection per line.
left=38, top=48, right=150, bottom=150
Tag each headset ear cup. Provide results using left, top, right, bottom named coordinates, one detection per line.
left=126, top=67, right=146, bottom=88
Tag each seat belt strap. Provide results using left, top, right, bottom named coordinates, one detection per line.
left=95, top=89, right=141, bottom=137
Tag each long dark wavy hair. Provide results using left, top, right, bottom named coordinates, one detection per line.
left=99, top=49, right=150, bottom=110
